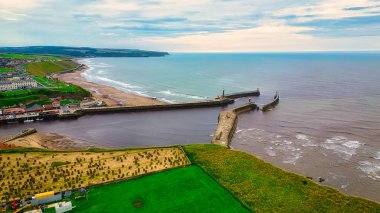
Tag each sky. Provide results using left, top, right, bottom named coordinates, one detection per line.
left=1, top=0, right=380, bottom=52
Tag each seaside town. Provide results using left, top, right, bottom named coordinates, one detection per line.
left=1, top=0, right=380, bottom=210
left=0, top=55, right=104, bottom=124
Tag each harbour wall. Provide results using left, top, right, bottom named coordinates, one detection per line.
left=81, top=98, right=234, bottom=114
left=0, top=98, right=234, bottom=125
left=0, top=128, right=37, bottom=143
left=211, top=103, right=257, bottom=147
left=262, top=93, right=280, bottom=111
left=224, top=89, right=260, bottom=99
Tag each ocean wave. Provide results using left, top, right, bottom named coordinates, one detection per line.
left=296, top=134, right=318, bottom=147
left=283, top=152, right=303, bottom=165
left=264, top=146, right=276, bottom=157
left=81, top=71, right=152, bottom=98
left=157, top=90, right=207, bottom=100
left=296, top=134, right=309, bottom=140
left=95, top=76, right=141, bottom=89
left=375, top=151, right=380, bottom=160
left=358, top=161, right=380, bottom=180
left=97, top=70, right=108, bottom=74
left=322, top=136, right=361, bottom=160
left=158, top=98, right=176, bottom=103
left=80, top=59, right=112, bottom=68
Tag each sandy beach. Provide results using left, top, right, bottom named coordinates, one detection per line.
left=56, top=65, right=166, bottom=107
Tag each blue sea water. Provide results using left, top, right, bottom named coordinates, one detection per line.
left=77, top=52, right=380, bottom=201
left=79, top=53, right=380, bottom=103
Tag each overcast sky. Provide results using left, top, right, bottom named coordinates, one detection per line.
left=1, top=0, right=380, bottom=52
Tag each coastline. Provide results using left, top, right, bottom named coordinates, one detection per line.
left=56, top=64, right=166, bottom=107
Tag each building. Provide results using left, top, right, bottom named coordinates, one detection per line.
left=43, top=104, right=54, bottom=110
left=54, top=201, right=73, bottom=213
left=25, top=104, right=44, bottom=113
left=0, top=79, right=38, bottom=91
left=52, top=101, right=61, bottom=109
left=80, top=100, right=104, bottom=108
left=3, top=108, right=25, bottom=115
left=30, top=191, right=62, bottom=206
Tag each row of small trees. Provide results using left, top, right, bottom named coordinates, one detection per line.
left=0, top=148, right=189, bottom=201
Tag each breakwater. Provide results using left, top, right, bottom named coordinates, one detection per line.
left=0, top=98, right=234, bottom=125
left=212, top=103, right=257, bottom=147
left=81, top=98, right=234, bottom=114
left=262, top=92, right=279, bottom=111
left=0, top=128, right=36, bottom=143
left=224, top=89, right=260, bottom=99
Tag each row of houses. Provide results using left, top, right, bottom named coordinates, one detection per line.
left=0, top=58, right=45, bottom=67
left=0, top=102, right=61, bottom=116
left=0, top=79, right=39, bottom=91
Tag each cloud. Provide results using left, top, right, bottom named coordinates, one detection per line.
left=0, top=0, right=41, bottom=21
left=125, top=20, right=316, bottom=52
left=0, top=9, right=26, bottom=21
left=0, top=0, right=379, bottom=51
left=276, top=0, right=380, bottom=22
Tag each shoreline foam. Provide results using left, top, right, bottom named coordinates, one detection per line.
left=56, top=61, right=166, bottom=107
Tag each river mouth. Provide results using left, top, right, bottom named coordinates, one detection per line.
left=0, top=107, right=221, bottom=147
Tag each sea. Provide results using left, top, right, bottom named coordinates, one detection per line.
left=1, top=52, right=380, bottom=202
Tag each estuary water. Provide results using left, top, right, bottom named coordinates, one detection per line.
left=1, top=53, right=380, bottom=201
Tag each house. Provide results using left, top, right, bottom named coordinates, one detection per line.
left=40, top=109, right=59, bottom=115
left=54, top=201, right=73, bottom=213
left=0, top=79, right=38, bottom=91
left=52, top=101, right=61, bottom=109
left=3, top=108, right=25, bottom=115
left=43, top=104, right=54, bottom=110
left=25, top=104, right=44, bottom=113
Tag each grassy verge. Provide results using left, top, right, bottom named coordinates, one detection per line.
left=0, top=86, right=90, bottom=107
left=183, top=144, right=380, bottom=212
left=71, top=165, right=248, bottom=213
left=0, top=53, right=60, bottom=60
left=33, top=77, right=65, bottom=87
left=26, top=60, right=79, bottom=77
left=0, top=67, right=14, bottom=73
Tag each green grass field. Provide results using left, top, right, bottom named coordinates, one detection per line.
left=0, top=86, right=90, bottom=107
left=0, top=53, right=60, bottom=60
left=33, top=77, right=65, bottom=87
left=0, top=67, right=14, bottom=73
left=71, top=165, right=249, bottom=213
left=26, top=60, right=79, bottom=77
left=183, top=144, right=380, bottom=212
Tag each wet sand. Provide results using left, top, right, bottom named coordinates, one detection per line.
left=4, top=132, right=91, bottom=150
left=56, top=65, right=165, bottom=107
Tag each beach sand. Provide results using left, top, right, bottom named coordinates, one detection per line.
left=56, top=66, right=166, bottom=107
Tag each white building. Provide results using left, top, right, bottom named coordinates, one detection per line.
left=54, top=201, right=73, bottom=213
left=0, top=79, right=38, bottom=91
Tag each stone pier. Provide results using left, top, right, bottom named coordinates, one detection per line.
left=211, top=103, right=257, bottom=147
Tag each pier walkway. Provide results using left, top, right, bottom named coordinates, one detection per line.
left=212, top=103, right=257, bottom=147
left=224, top=89, right=260, bottom=99
left=81, top=98, right=234, bottom=114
